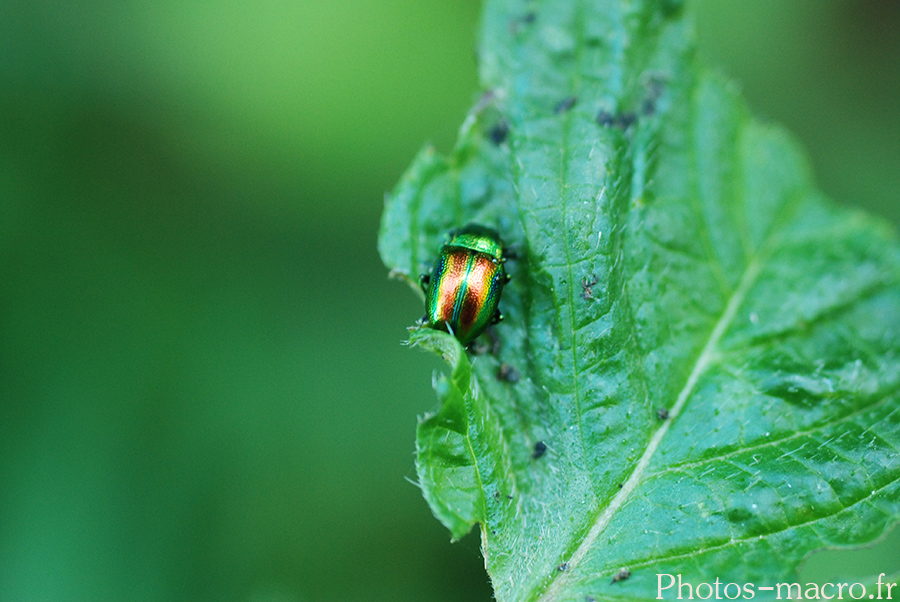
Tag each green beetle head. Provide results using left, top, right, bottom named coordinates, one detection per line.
left=447, top=224, right=504, bottom=260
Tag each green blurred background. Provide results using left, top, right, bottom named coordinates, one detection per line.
left=1, top=1, right=897, bottom=601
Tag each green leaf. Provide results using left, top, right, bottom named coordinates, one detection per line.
left=379, top=0, right=900, bottom=600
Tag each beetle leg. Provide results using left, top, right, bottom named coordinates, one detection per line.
left=419, top=274, right=430, bottom=292
left=491, top=310, right=504, bottom=325
left=504, top=273, right=511, bottom=283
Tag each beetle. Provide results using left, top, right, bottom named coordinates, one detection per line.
left=419, top=224, right=510, bottom=345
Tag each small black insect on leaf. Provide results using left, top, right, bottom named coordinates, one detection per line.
left=557, top=562, right=570, bottom=572
left=611, top=568, right=632, bottom=584
left=657, top=408, right=670, bottom=420
left=596, top=110, right=637, bottom=130
left=640, top=73, right=668, bottom=115
left=532, top=440, right=548, bottom=459
left=497, top=362, right=520, bottom=383
left=554, top=96, right=578, bottom=114
left=488, top=120, right=510, bottom=145
left=581, top=274, right=599, bottom=300
left=596, top=110, right=614, bottom=127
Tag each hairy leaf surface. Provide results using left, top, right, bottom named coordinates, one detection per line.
left=379, top=1, right=900, bottom=600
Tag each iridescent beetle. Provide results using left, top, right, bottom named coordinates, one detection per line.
left=420, top=224, right=510, bottom=345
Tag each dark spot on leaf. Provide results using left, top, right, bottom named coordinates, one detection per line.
left=596, top=110, right=637, bottom=131
left=611, top=568, right=632, bottom=583
left=657, top=408, right=669, bottom=420
left=585, top=597, right=596, bottom=602
left=557, top=562, right=569, bottom=572
left=617, top=112, right=637, bottom=129
left=596, top=110, right=615, bottom=127
left=488, top=120, right=509, bottom=145
left=532, top=440, right=548, bottom=459
left=618, top=483, right=624, bottom=489
left=554, top=96, right=577, bottom=114
left=522, top=12, right=536, bottom=24
left=641, top=73, right=668, bottom=115
left=497, top=362, right=520, bottom=383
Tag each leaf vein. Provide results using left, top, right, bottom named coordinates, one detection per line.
left=617, top=473, right=900, bottom=573
left=645, top=385, right=900, bottom=478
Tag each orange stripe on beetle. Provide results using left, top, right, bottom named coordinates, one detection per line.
left=421, top=224, right=508, bottom=345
